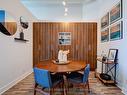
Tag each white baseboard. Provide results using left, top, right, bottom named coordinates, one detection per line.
left=0, top=69, right=33, bottom=95
left=122, top=88, right=127, bottom=95
left=117, top=83, right=127, bottom=95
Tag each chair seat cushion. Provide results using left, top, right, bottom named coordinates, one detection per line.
left=51, top=73, right=63, bottom=86
left=67, top=72, right=83, bottom=83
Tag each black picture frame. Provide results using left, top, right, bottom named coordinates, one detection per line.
left=108, top=49, right=118, bottom=62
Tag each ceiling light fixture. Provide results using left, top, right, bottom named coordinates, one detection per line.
left=62, top=0, right=68, bottom=16
left=64, top=13, right=68, bottom=16
left=62, top=1, right=66, bottom=6
left=65, top=8, right=68, bottom=12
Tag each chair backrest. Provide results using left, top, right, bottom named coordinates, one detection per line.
left=33, top=67, right=52, bottom=88
left=83, top=64, right=90, bottom=83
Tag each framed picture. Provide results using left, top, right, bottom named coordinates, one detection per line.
left=101, top=13, right=109, bottom=29
left=58, top=32, right=71, bottom=45
left=101, top=28, right=109, bottom=42
left=110, top=0, right=122, bottom=24
left=108, top=49, right=118, bottom=61
left=110, top=21, right=123, bottom=41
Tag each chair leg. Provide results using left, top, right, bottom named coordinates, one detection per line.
left=87, top=80, right=90, bottom=93
left=34, top=83, right=38, bottom=95
left=61, top=82, right=64, bottom=95
left=65, top=84, right=67, bottom=95
left=67, top=81, right=69, bottom=92
left=49, top=88, right=51, bottom=95
left=49, top=88, right=53, bottom=95
left=66, top=79, right=69, bottom=93
left=83, top=84, right=87, bottom=95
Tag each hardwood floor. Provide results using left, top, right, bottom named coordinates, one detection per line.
left=2, top=72, right=124, bottom=95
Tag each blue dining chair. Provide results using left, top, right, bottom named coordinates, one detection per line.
left=67, top=64, right=90, bottom=93
left=33, top=67, right=64, bottom=95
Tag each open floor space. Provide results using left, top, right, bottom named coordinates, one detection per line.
left=2, top=72, right=123, bottom=95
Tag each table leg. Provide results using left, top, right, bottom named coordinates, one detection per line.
left=63, top=75, right=67, bottom=95
left=61, top=73, right=68, bottom=95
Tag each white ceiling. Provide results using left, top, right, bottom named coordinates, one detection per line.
left=21, top=0, right=96, bottom=21
left=21, top=0, right=94, bottom=5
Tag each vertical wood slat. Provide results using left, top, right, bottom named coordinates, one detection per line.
left=33, top=22, right=97, bottom=70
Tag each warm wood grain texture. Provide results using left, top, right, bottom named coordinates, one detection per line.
left=35, top=60, right=86, bottom=73
left=2, top=72, right=123, bottom=95
left=33, top=22, right=97, bottom=70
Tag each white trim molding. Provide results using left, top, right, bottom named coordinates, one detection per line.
left=122, top=87, right=127, bottom=95
left=0, top=69, right=33, bottom=94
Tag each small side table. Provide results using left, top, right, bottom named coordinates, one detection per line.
left=96, top=57, right=118, bottom=85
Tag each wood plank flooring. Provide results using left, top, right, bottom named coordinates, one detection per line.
left=2, top=72, right=124, bottom=95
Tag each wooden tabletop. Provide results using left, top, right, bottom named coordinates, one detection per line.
left=35, top=60, right=86, bottom=73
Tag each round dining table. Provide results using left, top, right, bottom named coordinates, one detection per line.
left=35, top=60, right=86, bottom=95
left=35, top=60, right=86, bottom=73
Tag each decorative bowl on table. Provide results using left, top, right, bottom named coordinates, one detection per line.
left=52, top=60, right=70, bottom=65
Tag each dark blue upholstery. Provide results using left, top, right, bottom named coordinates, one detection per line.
left=67, top=64, right=90, bottom=93
left=83, top=64, right=90, bottom=83
left=33, top=67, right=63, bottom=88
left=51, top=73, right=64, bottom=87
left=67, top=64, right=90, bottom=84
left=67, top=72, right=83, bottom=83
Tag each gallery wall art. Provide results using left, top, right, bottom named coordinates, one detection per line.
left=101, top=13, right=109, bottom=29
left=110, top=0, right=122, bottom=24
left=100, top=0, right=123, bottom=42
left=101, top=28, right=109, bottom=42
left=110, top=21, right=123, bottom=41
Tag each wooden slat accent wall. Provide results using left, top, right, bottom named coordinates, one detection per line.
left=33, top=22, right=97, bottom=70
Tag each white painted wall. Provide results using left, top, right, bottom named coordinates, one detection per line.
left=83, top=0, right=100, bottom=22
left=83, top=0, right=127, bottom=94
left=0, top=0, right=36, bottom=94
